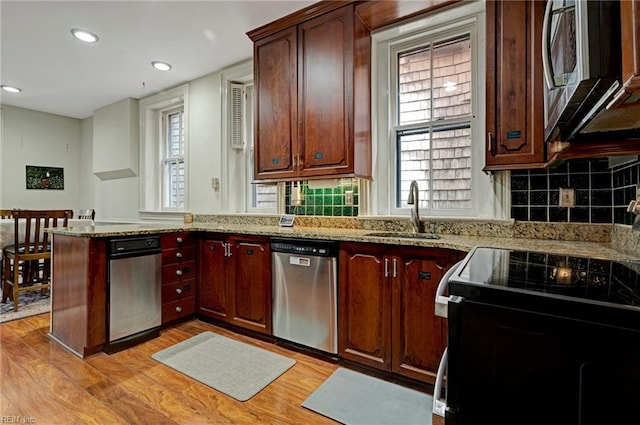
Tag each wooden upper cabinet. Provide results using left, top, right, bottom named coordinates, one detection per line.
left=298, top=7, right=353, bottom=177
left=254, top=27, right=298, bottom=179
left=617, top=0, right=640, bottom=103
left=484, top=0, right=547, bottom=171
left=250, top=3, right=371, bottom=182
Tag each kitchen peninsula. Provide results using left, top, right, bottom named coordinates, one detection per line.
left=47, top=216, right=639, bottom=359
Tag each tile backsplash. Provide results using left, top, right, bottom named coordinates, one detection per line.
left=285, top=179, right=359, bottom=217
left=511, top=157, right=639, bottom=224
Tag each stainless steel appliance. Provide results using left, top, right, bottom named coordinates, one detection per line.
left=434, top=246, right=640, bottom=424
left=271, top=238, right=338, bottom=354
left=105, top=235, right=162, bottom=354
left=542, top=0, right=628, bottom=143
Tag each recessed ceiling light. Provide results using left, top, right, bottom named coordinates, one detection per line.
left=1, top=85, right=22, bottom=93
left=71, top=29, right=99, bottom=43
left=151, top=61, right=172, bottom=71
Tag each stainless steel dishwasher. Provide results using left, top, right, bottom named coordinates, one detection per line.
left=271, top=238, right=338, bottom=354
left=105, top=235, right=162, bottom=354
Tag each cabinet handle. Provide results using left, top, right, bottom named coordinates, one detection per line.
left=176, top=269, right=183, bottom=276
left=176, top=237, right=183, bottom=243
left=176, top=288, right=182, bottom=295
left=392, top=259, right=398, bottom=278
left=384, top=258, right=389, bottom=277
left=487, top=132, right=495, bottom=156
left=176, top=252, right=183, bottom=259
left=225, top=243, right=232, bottom=257
left=175, top=306, right=182, bottom=313
left=292, top=154, right=297, bottom=169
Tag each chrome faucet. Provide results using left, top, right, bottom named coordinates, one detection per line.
left=407, top=180, right=422, bottom=233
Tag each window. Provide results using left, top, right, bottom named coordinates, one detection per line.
left=221, top=60, right=277, bottom=214
left=372, top=1, right=494, bottom=218
left=139, top=84, right=188, bottom=216
left=244, top=84, right=278, bottom=211
left=162, top=107, right=185, bottom=209
left=394, top=34, right=472, bottom=210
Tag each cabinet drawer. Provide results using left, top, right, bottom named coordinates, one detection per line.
left=162, top=296, right=195, bottom=323
left=162, top=279, right=195, bottom=303
left=162, top=261, right=196, bottom=284
left=161, top=232, right=194, bottom=249
left=162, top=245, right=196, bottom=265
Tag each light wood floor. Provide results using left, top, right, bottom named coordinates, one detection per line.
left=0, top=314, right=341, bottom=424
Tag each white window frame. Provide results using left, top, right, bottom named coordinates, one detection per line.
left=139, top=84, right=189, bottom=218
left=221, top=60, right=278, bottom=214
left=161, top=106, right=186, bottom=211
left=371, top=1, right=497, bottom=218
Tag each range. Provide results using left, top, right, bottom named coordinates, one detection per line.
left=435, top=247, right=640, bottom=425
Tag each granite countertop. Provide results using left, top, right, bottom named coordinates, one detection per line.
left=47, top=220, right=640, bottom=262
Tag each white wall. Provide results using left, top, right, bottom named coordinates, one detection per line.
left=0, top=105, right=82, bottom=210
left=187, top=72, right=224, bottom=214
left=1, top=59, right=253, bottom=220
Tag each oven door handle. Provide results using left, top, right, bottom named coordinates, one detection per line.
left=433, top=347, right=448, bottom=419
left=435, top=261, right=462, bottom=318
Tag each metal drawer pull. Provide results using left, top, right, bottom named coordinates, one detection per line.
left=176, top=288, right=182, bottom=295
left=176, top=252, right=183, bottom=258
left=384, top=258, right=389, bottom=277
left=392, top=259, right=398, bottom=278
left=176, top=269, right=183, bottom=276
left=176, top=237, right=183, bottom=243
left=175, top=306, right=182, bottom=313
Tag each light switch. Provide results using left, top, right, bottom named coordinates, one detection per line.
left=345, top=190, right=354, bottom=206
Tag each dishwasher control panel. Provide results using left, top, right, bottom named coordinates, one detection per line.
left=271, top=238, right=337, bottom=257
left=109, top=236, right=161, bottom=255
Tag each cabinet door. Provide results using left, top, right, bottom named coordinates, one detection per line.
left=298, top=6, right=354, bottom=177
left=619, top=0, right=640, bottom=102
left=228, top=236, right=272, bottom=334
left=392, top=247, right=458, bottom=383
left=254, top=27, right=298, bottom=180
left=339, top=243, right=391, bottom=371
left=484, top=0, right=546, bottom=170
left=198, top=238, right=229, bottom=320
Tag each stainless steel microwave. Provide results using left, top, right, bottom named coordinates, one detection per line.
left=542, top=0, right=623, bottom=143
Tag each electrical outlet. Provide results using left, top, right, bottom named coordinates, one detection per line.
left=345, top=190, right=354, bottom=206
left=291, top=185, right=303, bottom=206
left=559, top=188, right=575, bottom=208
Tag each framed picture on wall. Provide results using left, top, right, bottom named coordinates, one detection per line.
left=25, top=165, right=64, bottom=190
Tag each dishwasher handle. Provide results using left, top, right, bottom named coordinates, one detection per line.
left=435, top=261, right=462, bottom=318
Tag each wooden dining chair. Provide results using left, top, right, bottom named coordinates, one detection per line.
left=2, top=209, right=72, bottom=312
left=0, top=209, right=16, bottom=285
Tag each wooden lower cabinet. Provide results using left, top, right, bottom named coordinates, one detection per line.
left=50, top=234, right=107, bottom=357
left=199, top=234, right=272, bottom=335
left=339, top=242, right=461, bottom=383
left=160, top=232, right=196, bottom=324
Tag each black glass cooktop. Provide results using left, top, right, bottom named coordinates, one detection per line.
left=450, top=247, right=640, bottom=309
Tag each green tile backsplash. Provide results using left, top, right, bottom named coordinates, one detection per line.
left=285, top=179, right=359, bottom=217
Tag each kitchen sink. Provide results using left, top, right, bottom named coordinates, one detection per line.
left=364, top=231, right=440, bottom=240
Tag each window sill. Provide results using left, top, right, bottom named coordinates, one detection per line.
left=138, top=210, right=188, bottom=222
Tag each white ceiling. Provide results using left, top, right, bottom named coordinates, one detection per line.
left=0, top=0, right=316, bottom=119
